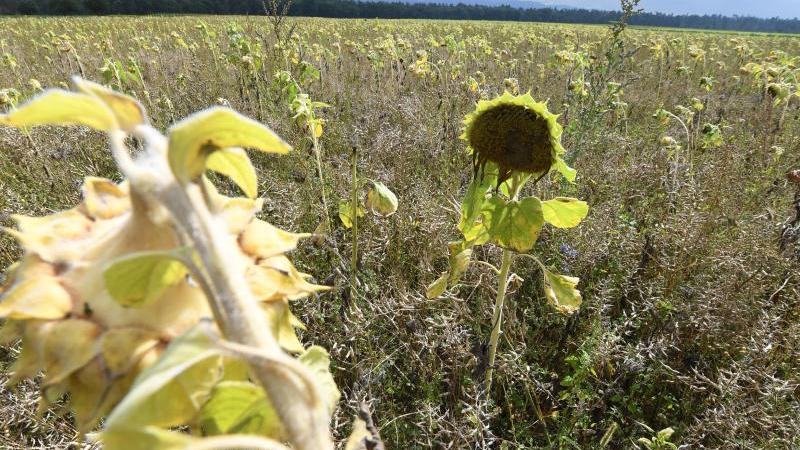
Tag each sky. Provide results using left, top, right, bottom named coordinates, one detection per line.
left=537, top=0, right=800, bottom=19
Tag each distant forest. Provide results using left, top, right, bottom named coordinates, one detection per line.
left=2, top=0, right=800, bottom=34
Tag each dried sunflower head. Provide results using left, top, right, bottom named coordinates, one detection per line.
left=0, top=80, right=326, bottom=434
left=462, top=92, right=568, bottom=185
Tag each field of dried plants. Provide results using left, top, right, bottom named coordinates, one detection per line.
left=1, top=15, right=799, bottom=449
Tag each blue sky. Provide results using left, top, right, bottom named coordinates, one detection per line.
left=537, top=0, right=800, bottom=19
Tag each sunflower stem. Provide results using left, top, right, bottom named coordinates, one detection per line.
left=485, top=177, right=523, bottom=392
left=486, top=247, right=513, bottom=392
left=119, top=128, right=334, bottom=450
left=349, top=144, right=359, bottom=311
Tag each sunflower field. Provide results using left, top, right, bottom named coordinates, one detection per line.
left=0, top=14, right=799, bottom=450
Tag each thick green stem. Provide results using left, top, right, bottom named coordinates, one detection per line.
left=486, top=248, right=514, bottom=391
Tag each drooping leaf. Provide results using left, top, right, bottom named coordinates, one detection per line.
left=553, top=157, right=577, bottom=182
left=167, top=107, right=290, bottom=182
left=425, top=273, right=448, bottom=299
left=338, top=200, right=366, bottom=229
left=458, top=172, right=495, bottom=244
left=206, top=147, right=258, bottom=199
left=9, top=210, right=93, bottom=260
left=41, top=319, right=102, bottom=385
left=101, top=327, right=160, bottom=377
left=103, top=325, right=224, bottom=430
left=199, top=381, right=284, bottom=438
left=99, top=425, right=195, bottom=450
left=1, top=89, right=117, bottom=131
left=72, top=77, right=147, bottom=132
left=541, top=197, right=588, bottom=228
left=365, top=181, right=398, bottom=217
left=298, top=346, right=340, bottom=416
left=0, top=276, right=72, bottom=320
left=239, top=219, right=309, bottom=259
left=447, top=241, right=472, bottom=286
left=261, top=301, right=305, bottom=353
left=482, top=196, right=544, bottom=252
left=103, top=250, right=189, bottom=307
left=543, top=269, right=582, bottom=314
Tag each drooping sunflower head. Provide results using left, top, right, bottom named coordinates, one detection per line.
left=462, top=92, right=565, bottom=184
left=0, top=80, right=328, bottom=435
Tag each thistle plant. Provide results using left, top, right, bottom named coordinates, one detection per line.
left=427, top=92, right=588, bottom=390
left=0, top=78, right=341, bottom=449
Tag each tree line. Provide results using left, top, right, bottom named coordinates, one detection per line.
left=2, top=0, right=799, bottom=34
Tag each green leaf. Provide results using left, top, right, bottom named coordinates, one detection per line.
left=167, top=107, right=291, bottom=182
left=447, top=241, right=472, bottom=286
left=206, top=147, right=258, bottom=198
left=103, top=250, right=189, bottom=307
left=338, top=200, right=365, bottom=229
left=482, top=196, right=544, bottom=252
left=103, top=324, right=224, bottom=430
left=1, top=90, right=117, bottom=131
left=541, top=197, right=588, bottom=228
left=553, top=157, right=577, bottom=182
left=199, top=381, right=284, bottom=438
left=543, top=269, right=582, bottom=314
left=426, top=273, right=448, bottom=299
left=365, top=181, right=398, bottom=217
left=100, top=425, right=195, bottom=450
left=299, top=346, right=340, bottom=416
left=458, top=173, right=495, bottom=244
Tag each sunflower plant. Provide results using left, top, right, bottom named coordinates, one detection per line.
left=338, top=145, right=399, bottom=310
left=426, top=92, right=588, bottom=389
left=0, top=78, right=346, bottom=450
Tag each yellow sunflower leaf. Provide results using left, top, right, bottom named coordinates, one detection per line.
left=103, top=324, right=224, bottom=430
left=101, top=327, right=160, bottom=376
left=199, top=381, right=285, bottom=439
left=239, top=219, right=309, bottom=259
left=42, top=319, right=102, bottom=385
left=72, top=77, right=147, bottom=132
left=541, top=197, right=589, bottom=229
left=99, top=425, right=195, bottom=450
left=543, top=269, right=582, bottom=314
left=338, top=200, right=366, bottom=229
left=425, top=273, right=448, bottom=299
left=299, top=345, right=340, bottom=416
left=9, top=210, right=92, bottom=258
left=103, top=250, right=189, bottom=308
left=206, top=147, right=258, bottom=199
left=247, top=261, right=327, bottom=303
left=365, top=181, right=398, bottom=217
left=2, top=89, right=117, bottom=131
left=167, top=107, right=290, bottom=182
left=553, top=157, right=577, bottom=182
left=447, top=242, right=472, bottom=286
left=0, top=277, right=72, bottom=320
left=261, top=301, right=305, bottom=353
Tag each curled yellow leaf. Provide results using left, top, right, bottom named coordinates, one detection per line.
left=2, top=89, right=117, bottom=131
